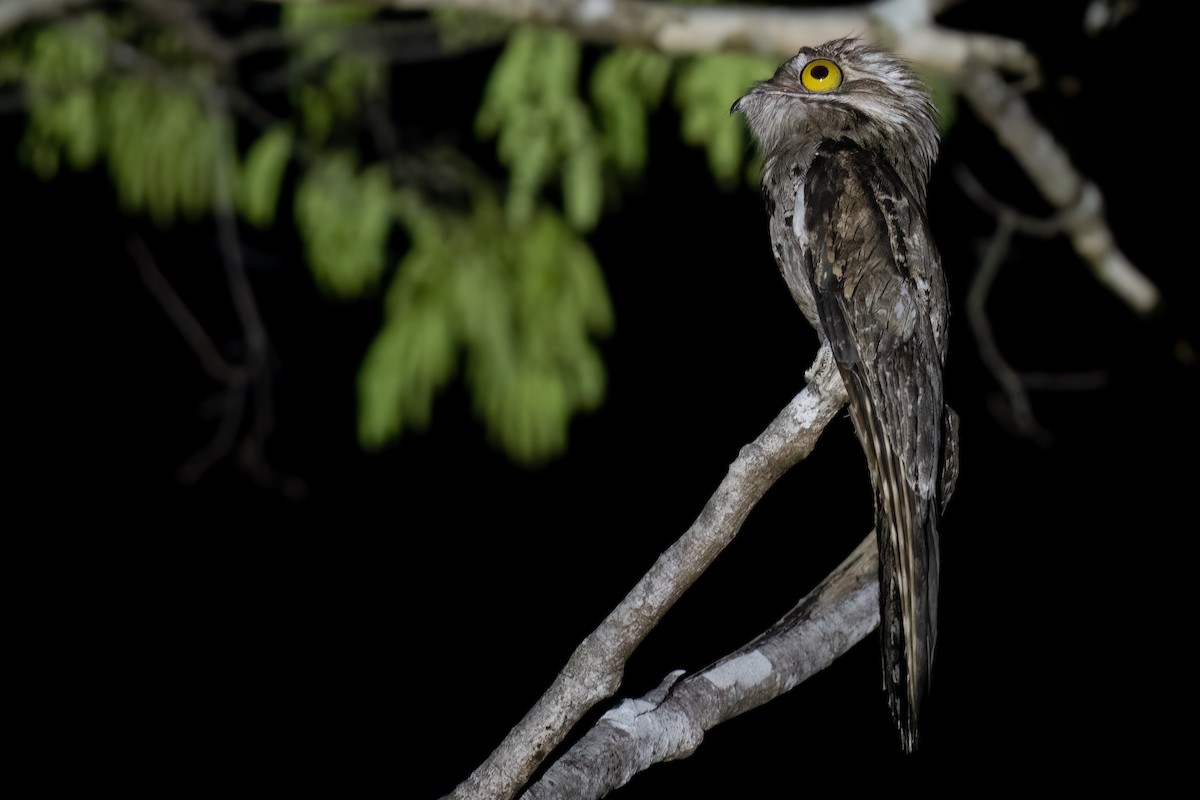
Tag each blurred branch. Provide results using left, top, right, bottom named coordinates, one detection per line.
left=197, top=87, right=304, bottom=496
left=960, top=66, right=1161, bottom=316
left=526, top=534, right=879, bottom=799
left=955, top=165, right=1109, bottom=441
left=125, top=71, right=304, bottom=497
left=446, top=346, right=848, bottom=800
left=126, top=0, right=233, bottom=68
left=128, top=236, right=244, bottom=385
left=263, top=0, right=1036, bottom=74
left=1084, top=0, right=1140, bottom=36
left=954, top=164, right=1066, bottom=239
left=0, top=0, right=94, bottom=36
left=963, top=209, right=1053, bottom=444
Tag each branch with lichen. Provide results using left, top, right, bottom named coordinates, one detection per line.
left=445, top=347, right=847, bottom=800
left=523, top=533, right=878, bottom=800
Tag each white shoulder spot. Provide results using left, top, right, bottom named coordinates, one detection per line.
left=793, top=181, right=808, bottom=247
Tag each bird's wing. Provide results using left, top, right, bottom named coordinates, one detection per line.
left=802, top=140, right=944, bottom=750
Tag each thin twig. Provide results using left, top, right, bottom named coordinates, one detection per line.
left=953, top=164, right=1064, bottom=239
left=203, top=86, right=305, bottom=495
left=127, top=235, right=244, bottom=384
left=1018, top=371, right=1107, bottom=392
left=955, top=164, right=1111, bottom=422
left=120, top=29, right=302, bottom=495
left=180, top=387, right=247, bottom=484
left=960, top=66, right=1160, bottom=316
left=965, top=212, right=1052, bottom=445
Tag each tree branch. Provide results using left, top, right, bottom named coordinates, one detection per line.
left=263, top=0, right=1035, bottom=74
left=0, top=0, right=94, bottom=36
left=126, top=0, right=234, bottom=68
left=445, top=346, right=848, bottom=800
left=959, top=66, right=1161, bottom=316
left=525, top=533, right=879, bottom=799
left=127, top=235, right=245, bottom=385
left=953, top=164, right=1110, bottom=439
left=963, top=209, right=1054, bottom=444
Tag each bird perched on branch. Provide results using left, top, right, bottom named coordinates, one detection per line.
left=734, top=38, right=958, bottom=752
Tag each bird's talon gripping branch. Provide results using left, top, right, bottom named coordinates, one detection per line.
left=805, top=341, right=840, bottom=389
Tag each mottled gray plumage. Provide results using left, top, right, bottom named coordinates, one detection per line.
left=734, top=38, right=957, bottom=752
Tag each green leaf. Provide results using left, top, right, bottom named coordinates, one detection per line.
left=283, top=3, right=384, bottom=145
left=295, top=152, right=392, bottom=298
left=358, top=303, right=458, bottom=449
left=918, top=68, right=958, bottom=133
left=675, top=53, right=777, bottom=188
left=97, top=77, right=221, bottom=225
left=477, top=27, right=607, bottom=232
left=591, top=47, right=672, bottom=176
left=365, top=189, right=613, bottom=465
left=238, top=125, right=294, bottom=228
left=562, top=142, right=602, bottom=231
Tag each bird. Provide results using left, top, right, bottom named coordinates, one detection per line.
left=733, top=38, right=958, bottom=752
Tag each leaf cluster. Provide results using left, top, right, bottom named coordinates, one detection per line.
left=3, top=8, right=834, bottom=466
left=360, top=189, right=612, bottom=465
left=15, top=16, right=227, bottom=226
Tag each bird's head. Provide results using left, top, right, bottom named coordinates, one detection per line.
left=733, top=38, right=939, bottom=192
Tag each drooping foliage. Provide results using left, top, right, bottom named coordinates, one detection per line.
left=2, top=4, right=950, bottom=466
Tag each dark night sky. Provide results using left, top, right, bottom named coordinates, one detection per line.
left=16, top=2, right=1195, bottom=795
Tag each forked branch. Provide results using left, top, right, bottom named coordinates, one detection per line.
left=446, top=347, right=847, bottom=800
left=525, top=534, right=879, bottom=799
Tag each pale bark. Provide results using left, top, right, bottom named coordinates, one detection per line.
left=960, top=67, right=1160, bottom=315
left=446, top=347, right=847, bottom=800
left=525, top=534, right=879, bottom=799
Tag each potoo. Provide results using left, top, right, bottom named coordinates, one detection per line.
left=734, top=38, right=958, bottom=752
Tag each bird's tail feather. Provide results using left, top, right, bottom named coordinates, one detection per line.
left=838, top=365, right=937, bottom=753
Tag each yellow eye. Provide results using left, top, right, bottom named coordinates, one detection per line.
left=801, top=59, right=842, bottom=92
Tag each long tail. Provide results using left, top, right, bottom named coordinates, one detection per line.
left=838, top=366, right=939, bottom=753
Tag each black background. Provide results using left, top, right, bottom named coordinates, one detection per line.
left=14, top=2, right=1195, bottom=795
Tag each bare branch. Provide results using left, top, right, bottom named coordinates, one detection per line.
left=125, top=62, right=303, bottom=496
left=954, top=164, right=1064, bottom=239
left=126, top=0, right=234, bottom=68
left=953, top=169, right=1113, bottom=438
left=207, top=90, right=269, bottom=370
left=0, top=0, right=94, bottom=36
left=1018, top=371, right=1107, bottom=392
left=964, top=211, right=1053, bottom=444
left=1084, top=0, right=1140, bottom=36
left=198, top=86, right=304, bottom=496
left=446, top=346, right=848, bottom=800
left=262, top=0, right=1035, bottom=74
left=127, top=235, right=244, bottom=385
left=180, top=386, right=247, bottom=484
left=960, top=66, right=1161, bottom=316
left=525, top=534, right=879, bottom=799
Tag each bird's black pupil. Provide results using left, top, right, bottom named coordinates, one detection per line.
left=811, top=65, right=829, bottom=80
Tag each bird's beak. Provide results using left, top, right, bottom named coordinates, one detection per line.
left=731, top=85, right=760, bottom=115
